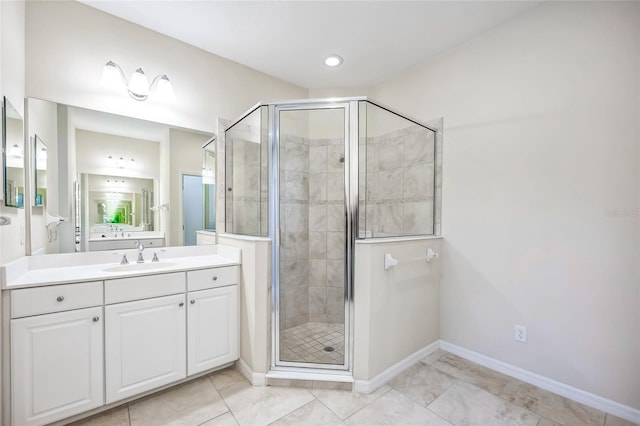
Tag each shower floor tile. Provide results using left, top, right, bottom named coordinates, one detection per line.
left=280, top=322, right=345, bottom=365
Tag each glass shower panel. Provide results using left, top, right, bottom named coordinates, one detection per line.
left=224, top=106, right=269, bottom=236
left=277, top=106, right=347, bottom=367
left=360, top=101, right=436, bottom=238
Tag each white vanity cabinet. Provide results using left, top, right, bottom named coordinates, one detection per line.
left=187, top=266, right=239, bottom=375
left=188, top=286, right=239, bottom=375
left=104, top=274, right=186, bottom=403
left=10, top=283, right=104, bottom=426
left=5, top=259, right=240, bottom=426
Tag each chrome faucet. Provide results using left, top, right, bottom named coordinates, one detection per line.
left=134, top=240, right=145, bottom=263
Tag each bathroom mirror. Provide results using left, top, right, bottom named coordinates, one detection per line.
left=3, top=97, right=25, bottom=208
left=25, top=98, right=214, bottom=255
left=34, top=135, right=47, bottom=206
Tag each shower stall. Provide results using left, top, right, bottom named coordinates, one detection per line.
left=224, top=97, right=441, bottom=377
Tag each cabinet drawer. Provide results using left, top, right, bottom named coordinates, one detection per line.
left=11, top=281, right=103, bottom=318
left=105, top=272, right=185, bottom=304
left=187, top=266, right=238, bottom=291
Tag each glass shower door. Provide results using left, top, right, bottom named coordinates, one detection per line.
left=275, top=104, right=349, bottom=369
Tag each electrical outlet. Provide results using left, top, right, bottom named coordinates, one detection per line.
left=515, top=325, right=527, bottom=343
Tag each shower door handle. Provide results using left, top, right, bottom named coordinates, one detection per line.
left=276, top=228, right=281, bottom=246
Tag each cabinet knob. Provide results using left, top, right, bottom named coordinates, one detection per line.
left=179, top=302, right=184, bottom=307
left=92, top=316, right=100, bottom=322
left=190, top=300, right=195, bottom=304
left=56, top=296, right=64, bottom=302
left=212, top=276, right=218, bottom=281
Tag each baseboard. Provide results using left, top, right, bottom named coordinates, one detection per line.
left=440, top=341, right=640, bottom=425
left=353, top=340, right=440, bottom=394
left=237, top=358, right=266, bottom=386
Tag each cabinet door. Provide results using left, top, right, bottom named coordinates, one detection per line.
left=11, top=307, right=103, bottom=426
left=187, top=285, right=239, bottom=375
left=105, top=294, right=186, bottom=403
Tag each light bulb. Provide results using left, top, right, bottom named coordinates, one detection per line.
left=101, top=61, right=122, bottom=89
left=128, top=68, right=149, bottom=98
left=154, top=75, right=175, bottom=101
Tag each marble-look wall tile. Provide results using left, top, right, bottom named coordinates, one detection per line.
left=309, top=146, right=328, bottom=172
left=280, top=260, right=310, bottom=290
left=309, top=287, right=327, bottom=315
left=327, top=260, right=345, bottom=287
left=284, top=170, right=309, bottom=201
left=281, top=232, right=309, bottom=261
left=309, top=232, right=327, bottom=259
left=366, top=140, right=379, bottom=172
left=309, top=260, right=327, bottom=287
left=326, top=232, right=345, bottom=260
left=404, top=201, right=434, bottom=235
left=327, top=145, right=345, bottom=172
left=378, top=203, right=404, bottom=234
left=378, top=141, right=404, bottom=171
left=283, top=203, right=309, bottom=232
left=283, top=141, right=309, bottom=173
left=326, top=204, right=345, bottom=231
left=309, top=174, right=327, bottom=203
left=327, top=287, right=344, bottom=304
left=285, top=288, right=309, bottom=320
left=403, top=163, right=434, bottom=198
left=403, top=130, right=435, bottom=166
left=366, top=172, right=379, bottom=202
left=309, top=205, right=327, bottom=231
left=378, top=169, right=403, bottom=201
left=327, top=173, right=344, bottom=202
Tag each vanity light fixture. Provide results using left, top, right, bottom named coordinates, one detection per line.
left=324, top=54, right=343, bottom=67
left=9, top=143, right=23, bottom=159
left=100, top=60, right=175, bottom=102
left=107, top=155, right=134, bottom=169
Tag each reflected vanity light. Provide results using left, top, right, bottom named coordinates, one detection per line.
left=9, top=143, right=23, bottom=159
left=101, top=60, right=175, bottom=102
left=107, top=155, right=134, bottom=169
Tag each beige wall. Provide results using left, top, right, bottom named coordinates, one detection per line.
left=217, top=235, right=271, bottom=381
left=354, top=238, right=441, bottom=381
left=25, top=1, right=307, bottom=135
left=26, top=98, right=59, bottom=255
left=373, top=1, right=640, bottom=409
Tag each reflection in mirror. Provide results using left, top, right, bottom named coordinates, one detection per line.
left=3, top=97, right=25, bottom=208
left=202, top=137, right=216, bottom=231
left=25, top=98, right=214, bottom=255
left=34, top=135, right=47, bottom=206
left=81, top=173, right=161, bottom=252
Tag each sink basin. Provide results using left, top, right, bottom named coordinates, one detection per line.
left=103, top=262, right=179, bottom=273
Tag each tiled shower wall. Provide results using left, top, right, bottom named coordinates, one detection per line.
left=308, top=138, right=345, bottom=325
left=280, top=135, right=346, bottom=330
left=280, top=134, right=310, bottom=329
left=363, top=126, right=436, bottom=237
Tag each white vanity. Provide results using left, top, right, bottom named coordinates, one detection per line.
left=1, top=245, right=241, bottom=426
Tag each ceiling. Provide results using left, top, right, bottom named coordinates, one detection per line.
left=80, top=1, right=540, bottom=89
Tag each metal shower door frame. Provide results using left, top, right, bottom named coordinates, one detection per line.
left=269, top=100, right=358, bottom=374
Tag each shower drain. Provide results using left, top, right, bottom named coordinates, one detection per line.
left=324, top=346, right=335, bottom=352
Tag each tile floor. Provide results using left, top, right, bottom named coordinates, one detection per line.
left=279, top=322, right=345, bottom=365
left=70, top=350, right=638, bottom=426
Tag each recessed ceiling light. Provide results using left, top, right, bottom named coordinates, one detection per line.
left=324, top=54, right=343, bottom=67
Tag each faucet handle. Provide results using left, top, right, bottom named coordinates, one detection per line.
left=113, top=252, right=129, bottom=265
left=134, top=240, right=145, bottom=251
left=152, top=249, right=166, bottom=263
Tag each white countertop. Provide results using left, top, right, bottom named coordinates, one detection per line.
left=1, top=245, right=241, bottom=289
